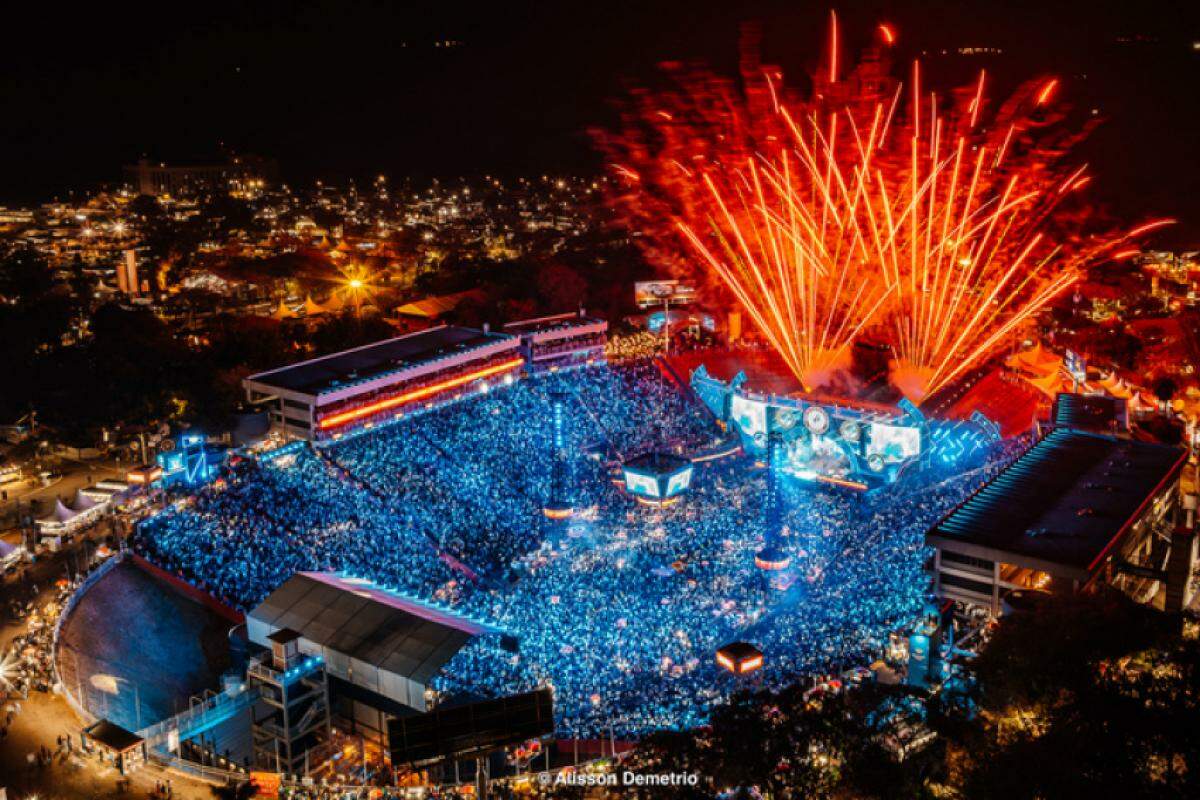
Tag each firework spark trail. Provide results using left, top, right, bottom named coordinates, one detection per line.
left=597, top=17, right=1171, bottom=402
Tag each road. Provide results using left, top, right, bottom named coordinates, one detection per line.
left=0, top=455, right=126, bottom=532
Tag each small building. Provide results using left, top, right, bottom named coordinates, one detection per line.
left=83, top=719, right=146, bottom=775
left=926, top=427, right=1190, bottom=615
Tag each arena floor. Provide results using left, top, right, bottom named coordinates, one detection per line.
left=58, top=559, right=239, bottom=731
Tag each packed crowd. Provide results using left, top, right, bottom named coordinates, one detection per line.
left=1, top=578, right=78, bottom=745
left=133, top=361, right=1023, bottom=735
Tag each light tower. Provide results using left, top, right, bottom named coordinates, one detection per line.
left=248, top=629, right=331, bottom=776
left=755, top=422, right=792, bottom=583
left=543, top=389, right=574, bottom=519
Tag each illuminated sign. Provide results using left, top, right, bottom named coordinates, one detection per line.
left=126, top=465, right=163, bottom=485
left=250, top=772, right=282, bottom=798
left=624, top=471, right=661, bottom=498
left=634, top=280, right=697, bottom=308
left=866, top=424, right=921, bottom=461
left=730, top=395, right=768, bottom=445
left=663, top=466, right=694, bottom=497
left=1064, top=349, right=1087, bottom=383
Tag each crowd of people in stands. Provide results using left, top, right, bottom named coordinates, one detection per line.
left=133, top=360, right=1024, bottom=736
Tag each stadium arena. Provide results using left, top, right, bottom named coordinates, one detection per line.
left=118, top=317, right=1025, bottom=742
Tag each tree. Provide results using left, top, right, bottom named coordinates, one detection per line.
left=536, top=263, right=587, bottom=312
left=962, top=592, right=1197, bottom=799
left=127, top=193, right=164, bottom=222
left=972, top=591, right=1172, bottom=713
left=307, top=313, right=394, bottom=356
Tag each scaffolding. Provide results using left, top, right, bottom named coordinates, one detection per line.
left=248, top=629, right=331, bottom=776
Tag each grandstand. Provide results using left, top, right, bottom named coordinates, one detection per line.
left=1051, top=392, right=1129, bottom=434
left=503, top=310, right=607, bottom=370
left=926, top=427, right=1190, bottom=614
left=243, top=325, right=523, bottom=440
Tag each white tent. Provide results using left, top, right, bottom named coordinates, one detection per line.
left=43, top=498, right=80, bottom=524
left=69, top=491, right=99, bottom=512
left=0, top=538, right=22, bottom=564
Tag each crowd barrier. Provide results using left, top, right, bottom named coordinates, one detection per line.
left=52, top=551, right=127, bottom=725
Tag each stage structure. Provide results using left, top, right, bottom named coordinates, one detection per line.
left=621, top=452, right=694, bottom=506
left=692, top=366, right=998, bottom=490
left=716, top=642, right=764, bottom=675
left=155, top=433, right=220, bottom=488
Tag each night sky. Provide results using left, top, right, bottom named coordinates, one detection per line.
left=3, top=0, right=1198, bottom=242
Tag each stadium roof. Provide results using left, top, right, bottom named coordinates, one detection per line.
left=1052, top=392, right=1128, bottom=433
left=624, top=452, right=692, bottom=474
left=927, top=428, right=1184, bottom=576
left=393, top=290, right=485, bottom=319
left=245, top=325, right=513, bottom=396
left=249, top=572, right=499, bottom=684
left=502, top=312, right=606, bottom=334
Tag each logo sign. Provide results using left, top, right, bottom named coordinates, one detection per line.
left=634, top=280, right=697, bottom=308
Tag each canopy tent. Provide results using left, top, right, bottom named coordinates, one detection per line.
left=393, top=289, right=484, bottom=319
left=1025, top=370, right=1069, bottom=398
left=1131, top=392, right=1159, bottom=413
left=303, top=295, right=329, bottom=316
left=270, top=299, right=297, bottom=320
left=41, top=499, right=80, bottom=524
left=1108, top=380, right=1133, bottom=399
left=1006, top=344, right=1063, bottom=376
left=69, top=491, right=98, bottom=512
left=324, top=292, right=347, bottom=312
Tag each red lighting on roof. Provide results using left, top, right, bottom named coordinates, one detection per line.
left=318, top=357, right=524, bottom=430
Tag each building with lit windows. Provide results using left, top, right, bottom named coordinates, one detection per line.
left=502, top=310, right=607, bottom=370
left=123, top=155, right=275, bottom=197
left=926, top=427, right=1195, bottom=615
left=242, top=326, right=523, bottom=440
